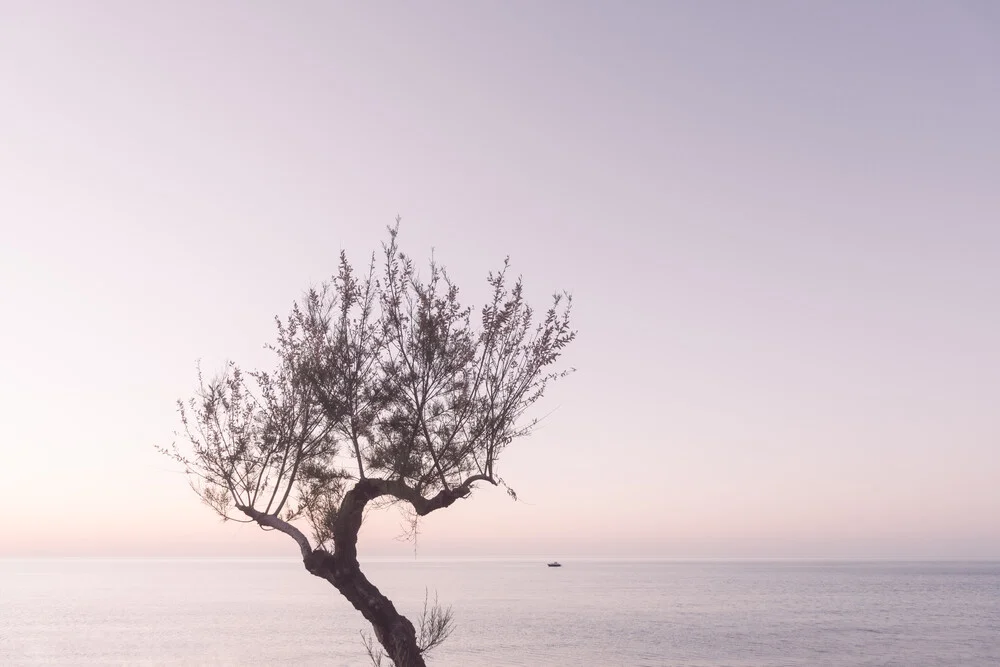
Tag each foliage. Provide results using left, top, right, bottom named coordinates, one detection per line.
left=161, top=221, right=575, bottom=665
left=163, top=222, right=574, bottom=546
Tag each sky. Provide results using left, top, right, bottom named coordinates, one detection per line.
left=1, top=1, right=998, bottom=560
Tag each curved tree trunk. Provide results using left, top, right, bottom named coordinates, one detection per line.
left=305, top=550, right=426, bottom=667
left=244, top=478, right=483, bottom=665
left=303, top=479, right=430, bottom=666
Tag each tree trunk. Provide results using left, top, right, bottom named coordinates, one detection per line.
left=305, top=549, right=426, bottom=667
left=301, top=479, right=434, bottom=666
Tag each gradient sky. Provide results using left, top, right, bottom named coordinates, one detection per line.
left=2, top=1, right=998, bottom=559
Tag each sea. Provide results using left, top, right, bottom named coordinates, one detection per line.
left=1, top=559, right=997, bottom=666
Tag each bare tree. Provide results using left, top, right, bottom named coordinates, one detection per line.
left=162, top=223, right=575, bottom=667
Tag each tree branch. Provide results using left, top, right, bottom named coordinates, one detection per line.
left=369, top=474, right=495, bottom=516
left=330, top=474, right=496, bottom=564
left=237, top=504, right=313, bottom=559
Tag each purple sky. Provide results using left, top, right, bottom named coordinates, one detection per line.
left=2, top=1, right=998, bottom=558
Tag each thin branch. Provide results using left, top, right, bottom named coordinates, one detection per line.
left=237, top=504, right=313, bottom=559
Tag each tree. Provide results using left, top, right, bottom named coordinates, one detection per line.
left=162, top=223, right=575, bottom=666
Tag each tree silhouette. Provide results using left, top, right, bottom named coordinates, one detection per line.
left=162, top=223, right=575, bottom=666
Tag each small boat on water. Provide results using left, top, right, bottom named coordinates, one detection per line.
left=547, top=561, right=562, bottom=567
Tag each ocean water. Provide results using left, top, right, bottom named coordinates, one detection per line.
left=1, top=559, right=997, bottom=666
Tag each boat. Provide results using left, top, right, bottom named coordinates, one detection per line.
left=547, top=561, right=562, bottom=567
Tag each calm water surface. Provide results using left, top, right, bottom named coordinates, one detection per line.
left=1, top=559, right=998, bottom=666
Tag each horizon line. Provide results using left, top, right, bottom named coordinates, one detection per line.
left=4, top=555, right=999, bottom=563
